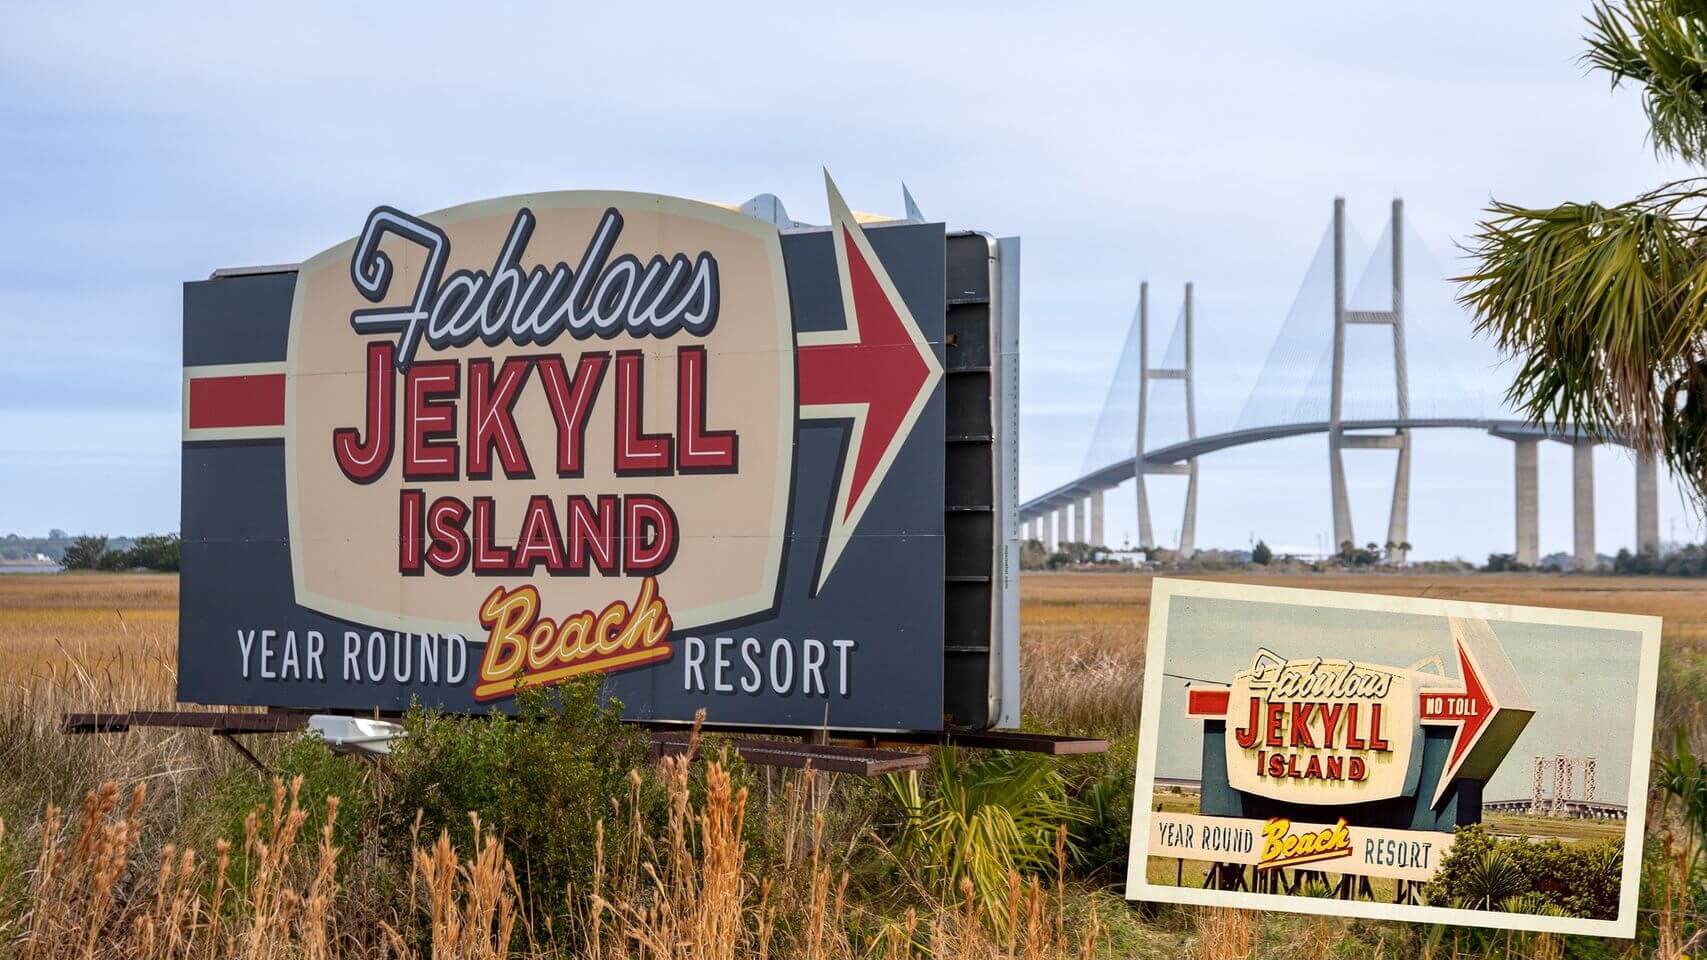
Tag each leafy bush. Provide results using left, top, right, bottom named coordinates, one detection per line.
left=120, top=534, right=181, bottom=571
left=382, top=682, right=660, bottom=938
left=1656, top=727, right=1707, bottom=844
left=885, top=748, right=1085, bottom=926
left=1647, top=725, right=1707, bottom=952
left=1423, top=824, right=1621, bottom=919
left=1064, top=735, right=1135, bottom=882
left=185, top=733, right=375, bottom=881
left=58, top=533, right=181, bottom=571
left=59, top=535, right=107, bottom=570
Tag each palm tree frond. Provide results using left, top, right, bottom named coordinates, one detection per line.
left=1584, top=0, right=1707, bottom=162
left=1456, top=184, right=1707, bottom=499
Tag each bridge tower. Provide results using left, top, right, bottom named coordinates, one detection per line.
left=1135, top=282, right=1199, bottom=556
left=1329, top=198, right=1411, bottom=563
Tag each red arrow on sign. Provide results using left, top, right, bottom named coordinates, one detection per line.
left=798, top=172, right=943, bottom=591
left=1418, top=618, right=1535, bottom=808
left=1419, top=640, right=1492, bottom=768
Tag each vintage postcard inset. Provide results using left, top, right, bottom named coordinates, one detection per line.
left=1126, top=578, right=1661, bottom=938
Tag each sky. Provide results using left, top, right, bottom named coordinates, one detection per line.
left=0, top=2, right=1699, bottom=559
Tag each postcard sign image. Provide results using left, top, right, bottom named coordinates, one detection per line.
left=1126, top=579, right=1661, bottom=938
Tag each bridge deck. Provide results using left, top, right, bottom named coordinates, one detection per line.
left=1021, top=418, right=1608, bottom=518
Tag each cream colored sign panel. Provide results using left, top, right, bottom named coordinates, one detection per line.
left=1150, top=811, right=1452, bottom=883
left=1221, top=655, right=1421, bottom=805
left=283, top=192, right=794, bottom=639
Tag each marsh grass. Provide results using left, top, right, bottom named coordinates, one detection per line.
left=1, top=733, right=1108, bottom=959
left=1, top=570, right=1698, bottom=958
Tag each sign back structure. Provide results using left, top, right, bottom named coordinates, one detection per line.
left=179, top=176, right=1021, bottom=733
left=1128, top=578, right=1661, bottom=939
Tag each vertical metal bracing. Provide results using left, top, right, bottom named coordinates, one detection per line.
left=1554, top=755, right=1573, bottom=816
left=1133, top=281, right=1199, bottom=556
left=1532, top=756, right=1546, bottom=813
left=1329, top=198, right=1411, bottom=562
left=1583, top=757, right=1597, bottom=803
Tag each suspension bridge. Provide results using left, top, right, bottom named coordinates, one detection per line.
left=1018, top=197, right=1664, bottom=566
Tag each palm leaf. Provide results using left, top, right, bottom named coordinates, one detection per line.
left=1456, top=183, right=1707, bottom=500
left=1585, top=0, right=1707, bottom=162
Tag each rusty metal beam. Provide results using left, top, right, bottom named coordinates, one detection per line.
left=649, top=731, right=927, bottom=776
left=860, top=729, right=1108, bottom=755
left=215, top=731, right=272, bottom=774
left=62, top=711, right=308, bottom=735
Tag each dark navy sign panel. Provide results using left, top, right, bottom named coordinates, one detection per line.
left=180, top=196, right=949, bottom=732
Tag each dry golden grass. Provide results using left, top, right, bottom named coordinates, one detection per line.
left=0, top=573, right=245, bottom=865
left=3, top=569, right=1698, bottom=959
left=0, top=573, right=179, bottom=713
left=0, top=731, right=1108, bottom=960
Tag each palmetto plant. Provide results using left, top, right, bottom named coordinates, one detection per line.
left=885, top=749, right=1085, bottom=928
left=1457, top=0, right=1707, bottom=502
left=1454, top=848, right=1527, bottom=911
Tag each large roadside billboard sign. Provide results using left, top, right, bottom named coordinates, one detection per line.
left=1126, top=579, right=1661, bottom=938
left=178, top=178, right=1019, bottom=732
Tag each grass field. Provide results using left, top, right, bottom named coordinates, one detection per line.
left=0, top=568, right=1700, bottom=957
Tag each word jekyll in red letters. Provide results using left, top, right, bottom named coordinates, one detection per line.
left=329, top=205, right=740, bottom=580
left=1232, top=658, right=1396, bottom=785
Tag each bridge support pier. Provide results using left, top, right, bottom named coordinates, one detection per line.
left=1053, top=508, right=1066, bottom=553
left=1327, top=197, right=1411, bottom=563
left=1073, top=498, right=1087, bottom=545
left=1573, top=440, right=1596, bottom=570
left=1180, top=463, right=1197, bottom=559
left=1090, top=489, right=1105, bottom=549
left=1637, top=451, right=1660, bottom=555
left=1133, top=281, right=1199, bottom=556
left=1514, top=439, right=1539, bottom=566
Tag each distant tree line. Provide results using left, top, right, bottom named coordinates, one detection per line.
left=1613, top=546, right=1707, bottom=577
left=1483, top=545, right=1707, bottom=577
left=0, top=530, right=72, bottom=562
left=1019, top=539, right=1119, bottom=571
left=60, top=534, right=180, bottom=572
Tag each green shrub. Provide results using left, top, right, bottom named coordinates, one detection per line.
left=60, top=535, right=106, bottom=570
left=184, top=733, right=375, bottom=881
left=1423, top=824, right=1621, bottom=920
left=1655, top=653, right=1707, bottom=743
left=382, top=681, right=659, bottom=938
left=885, top=748, right=1085, bottom=927
left=1065, top=735, right=1135, bottom=882
left=0, top=808, right=21, bottom=929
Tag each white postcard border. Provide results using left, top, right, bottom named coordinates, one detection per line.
left=1124, top=577, right=1663, bottom=939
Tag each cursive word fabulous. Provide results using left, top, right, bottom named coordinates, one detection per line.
left=348, top=205, right=719, bottom=370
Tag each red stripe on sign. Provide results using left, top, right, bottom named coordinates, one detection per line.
left=188, top=374, right=286, bottom=429
left=1186, top=688, right=1230, bottom=717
